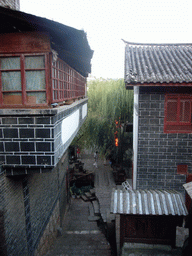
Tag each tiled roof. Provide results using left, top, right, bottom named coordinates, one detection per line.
left=111, top=189, right=188, bottom=216
left=183, top=181, right=192, bottom=199
left=124, top=42, right=192, bottom=85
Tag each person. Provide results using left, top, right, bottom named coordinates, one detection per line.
left=76, top=147, right=80, bottom=159
left=93, top=151, right=98, bottom=168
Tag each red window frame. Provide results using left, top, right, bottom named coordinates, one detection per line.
left=164, top=94, right=192, bottom=133
left=0, top=53, right=49, bottom=108
left=51, top=57, right=86, bottom=103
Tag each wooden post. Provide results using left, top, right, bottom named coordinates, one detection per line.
left=115, top=214, right=121, bottom=256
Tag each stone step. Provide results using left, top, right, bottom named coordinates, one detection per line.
left=90, top=188, right=95, bottom=195
left=84, top=191, right=96, bottom=201
left=88, top=203, right=100, bottom=222
left=92, top=200, right=100, bottom=215
left=85, top=191, right=92, bottom=197
left=88, top=202, right=94, bottom=216
left=121, top=243, right=174, bottom=256
left=80, top=194, right=90, bottom=202
left=81, top=190, right=96, bottom=202
left=88, top=215, right=101, bottom=222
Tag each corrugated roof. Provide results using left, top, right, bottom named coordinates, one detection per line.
left=183, top=182, right=192, bottom=199
left=111, top=189, right=188, bottom=216
left=124, top=41, right=192, bottom=85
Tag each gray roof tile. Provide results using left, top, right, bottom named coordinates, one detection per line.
left=125, top=42, right=192, bottom=85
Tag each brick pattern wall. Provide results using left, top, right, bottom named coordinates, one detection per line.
left=58, top=155, right=70, bottom=222
left=137, top=90, right=191, bottom=193
left=0, top=114, right=54, bottom=174
left=0, top=99, right=87, bottom=254
left=0, top=211, right=7, bottom=255
left=0, top=152, right=69, bottom=255
left=29, top=171, right=58, bottom=248
left=34, top=201, right=60, bottom=256
left=30, top=151, right=69, bottom=255
left=0, top=99, right=88, bottom=175
left=0, top=172, right=28, bottom=255
left=0, top=0, right=20, bottom=10
left=23, top=177, right=33, bottom=255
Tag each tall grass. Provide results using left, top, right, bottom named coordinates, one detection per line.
left=72, top=78, right=133, bottom=160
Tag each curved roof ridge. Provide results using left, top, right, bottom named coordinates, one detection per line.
left=122, top=39, right=192, bottom=47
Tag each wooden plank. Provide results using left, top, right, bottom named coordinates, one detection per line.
left=0, top=32, right=51, bottom=53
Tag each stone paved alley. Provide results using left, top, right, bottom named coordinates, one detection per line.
left=45, top=153, right=115, bottom=256
left=46, top=198, right=112, bottom=256
left=45, top=153, right=185, bottom=256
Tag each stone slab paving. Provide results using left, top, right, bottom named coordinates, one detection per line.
left=45, top=153, right=186, bottom=256
left=85, top=153, right=117, bottom=223
left=121, top=243, right=182, bottom=256
left=46, top=198, right=112, bottom=256
left=77, top=153, right=117, bottom=223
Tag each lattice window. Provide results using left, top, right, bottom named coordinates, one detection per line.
left=0, top=53, right=48, bottom=107
left=51, top=58, right=86, bottom=103
left=164, top=94, right=192, bottom=133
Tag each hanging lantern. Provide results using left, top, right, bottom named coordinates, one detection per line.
left=114, top=131, right=118, bottom=147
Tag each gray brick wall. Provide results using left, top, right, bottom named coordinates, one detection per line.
left=0, top=0, right=20, bottom=10
left=0, top=99, right=87, bottom=254
left=0, top=114, right=54, bottom=173
left=0, top=172, right=28, bottom=255
left=137, top=89, right=191, bottom=193
left=0, top=151, right=69, bottom=255
left=0, top=98, right=88, bottom=175
left=28, top=151, right=69, bottom=253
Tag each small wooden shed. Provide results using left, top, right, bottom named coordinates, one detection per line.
left=111, top=189, right=188, bottom=255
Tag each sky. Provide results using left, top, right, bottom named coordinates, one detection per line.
left=21, top=0, right=192, bottom=79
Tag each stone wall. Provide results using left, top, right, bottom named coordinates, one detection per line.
left=137, top=87, right=192, bottom=193
left=0, top=0, right=20, bottom=10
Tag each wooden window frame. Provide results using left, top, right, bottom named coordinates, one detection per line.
left=164, top=94, right=192, bottom=133
left=0, top=53, right=49, bottom=108
left=51, top=57, right=86, bottom=103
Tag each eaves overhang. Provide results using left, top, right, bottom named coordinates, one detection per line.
left=0, top=6, right=93, bottom=77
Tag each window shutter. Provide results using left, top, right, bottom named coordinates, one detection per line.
left=166, top=99, right=177, bottom=122
left=164, top=94, right=192, bottom=133
left=180, top=99, right=191, bottom=123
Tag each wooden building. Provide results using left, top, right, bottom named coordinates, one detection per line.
left=0, top=5, right=93, bottom=256
left=111, top=188, right=188, bottom=255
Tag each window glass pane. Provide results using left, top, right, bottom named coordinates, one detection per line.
left=3, top=92, right=22, bottom=105
left=2, top=71, right=21, bottom=91
left=27, top=92, right=46, bottom=104
left=26, top=71, right=45, bottom=90
left=167, top=100, right=177, bottom=122
left=180, top=100, right=190, bottom=122
left=54, top=90, right=58, bottom=100
left=1, top=57, right=20, bottom=70
left=25, top=56, right=45, bottom=69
